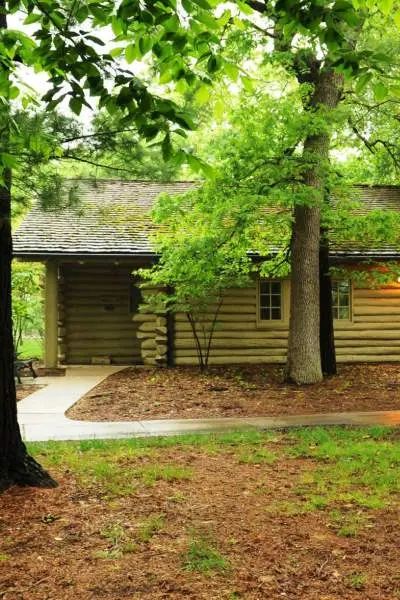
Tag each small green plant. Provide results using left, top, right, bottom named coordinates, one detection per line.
left=137, top=513, right=165, bottom=542
left=348, top=572, right=367, bottom=590
left=96, top=522, right=136, bottom=559
left=182, top=538, right=229, bottom=574
left=329, top=509, right=373, bottom=538
left=167, top=491, right=187, bottom=503
left=0, top=554, right=10, bottom=562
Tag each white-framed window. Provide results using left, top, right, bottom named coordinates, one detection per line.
left=258, top=279, right=289, bottom=326
left=332, top=280, right=352, bottom=320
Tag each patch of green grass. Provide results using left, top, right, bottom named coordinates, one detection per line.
left=236, top=447, right=277, bottom=465
left=285, top=427, right=400, bottom=510
left=137, top=513, right=165, bottom=542
left=27, top=426, right=400, bottom=510
left=95, top=522, right=136, bottom=559
left=167, top=491, right=187, bottom=503
left=182, top=539, right=229, bottom=574
left=18, top=337, right=43, bottom=359
left=0, top=554, right=10, bottom=562
left=329, top=509, right=374, bottom=538
left=347, top=572, right=367, bottom=590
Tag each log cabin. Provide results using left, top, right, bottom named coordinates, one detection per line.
left=12, top=179, right=400, bottom=368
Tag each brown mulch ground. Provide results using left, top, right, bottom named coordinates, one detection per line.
left=67, top=363, right=400, bottom=422
left=16, top=385, right=45, bottom=402
left=0, top=443, right=399, bottom=600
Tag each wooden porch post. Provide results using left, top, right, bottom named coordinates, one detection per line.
left=44, top=261, right=59, bottom=369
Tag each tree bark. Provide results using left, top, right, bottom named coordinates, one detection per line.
left=0, top=2, right=57, bottom=492
left=286, top=66, right=343, bottom=384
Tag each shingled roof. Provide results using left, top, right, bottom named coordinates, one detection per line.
left=13, top=180, right=400, bottom=260
left=13, top=179, right=194, bottom=258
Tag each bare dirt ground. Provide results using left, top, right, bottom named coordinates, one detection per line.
left=0, top=431, right=399, bottom=600
left=67, top=363, right=400, bottom=421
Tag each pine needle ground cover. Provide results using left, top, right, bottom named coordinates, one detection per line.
left=67, top=363, right=400, bottom=421
left=1, top=427, right=400, bottom=599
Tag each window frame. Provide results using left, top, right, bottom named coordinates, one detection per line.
left=257, top=278, right=289, bottom=328
left=332, top=278, right=353, bottom=324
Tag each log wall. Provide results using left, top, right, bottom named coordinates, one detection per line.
left=173, top=283, right=400, bottom=365
left=61, top=263, right=142, bottom=364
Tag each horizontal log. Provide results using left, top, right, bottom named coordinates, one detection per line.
left=175, top=355, right=285, bottom=365
left=175, top=313, right=260, bottom=324
left=174, top=348, right=287, bottom=357
left=138, top=322, right=156, bottom=333
left=345, top=317, right=400, bottom=325
left=66, top=345, right=141, bottom=354
left=354, top=288, right=400, bottom=297
left=64, top=319, right=138, bottom=335
left=174, top=338, right=288, bottom=350
left=355, top=306, right=400, bottom=316
left=335, top=330, right=400, bottom=339
left=335, top=338, right=400, bottom=347
left=337, top=355, right=400, bottom=363
left=356, top=298, right=400, bottom=307
left=132, top=313, right=156, bottom=323
left=336, top=346, right=400, bottom=355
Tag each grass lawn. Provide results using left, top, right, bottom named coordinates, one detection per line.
left=1, top=427, right=400, bottom=599
left=17, top=337, right=43, bottom=360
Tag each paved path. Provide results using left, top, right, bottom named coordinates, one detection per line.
left=18, top=366, right=400, bottom=442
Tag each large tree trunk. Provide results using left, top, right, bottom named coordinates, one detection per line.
left=0, top=175, right=57, bottom=492
left=0, top=3, right=57, bottom=492
left=286, top=67, right=343, bottom=384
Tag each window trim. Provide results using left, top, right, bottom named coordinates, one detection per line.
left=257, top=278, right=289, bottom=328
left=332, top=278, right=353, bottom=324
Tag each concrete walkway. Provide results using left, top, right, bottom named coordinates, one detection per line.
left=18, top=366, right=400, bottom=442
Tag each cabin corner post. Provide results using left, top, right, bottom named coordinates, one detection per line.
left=44, top=260, right=59, bottom=369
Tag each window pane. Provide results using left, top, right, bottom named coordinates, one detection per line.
left=270, top=294, right=281, bottom=308
left=339, top=281, right=350, bottom=293
left=260, top=282, right=269, bottom=294
left=271, top=282, right=281, bottom=294
left=260, top=294, right=271, bottom=308
left=260, top=308, right=270, bottom=320
left=339, top=292, right=349, bottom=306
left=333, top=306, right=339, bottom=320
left=271, top=307, right=281, bottom=320
left=339, top=307, right=349, bottom=320
left=332, top=290, right=338, bottom=304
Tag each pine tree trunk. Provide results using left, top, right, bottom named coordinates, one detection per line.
left=0, top=2, right=57, bottom=492
left=319, top=232, right=337, bottom=375
left=286, top=67, right=343, bottom=384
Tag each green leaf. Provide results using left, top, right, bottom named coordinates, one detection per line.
left=9, top=86, right=19, bottom=99
left=195, top=84, right=210, bottom=104
left=207, top=55, right=219, bottom=74
left=224, top=62, right=239, bottom=82
left=125, top=44, right=136, bottom=64
left=69, top=97, right=82, bottom=115
left=23, top=13, right=42, bottom=24
left=0, top=153, right=17, bottom=168
left=355, top=72, right=372, bottom=95
left=379, top=0, right=393, bottom=14
left=372, top=81, right=388, bottom=102
left=75, top=5, right=89, bottom=23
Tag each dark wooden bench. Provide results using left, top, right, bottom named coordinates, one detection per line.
left=14, top=355, right=38, bottom=384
